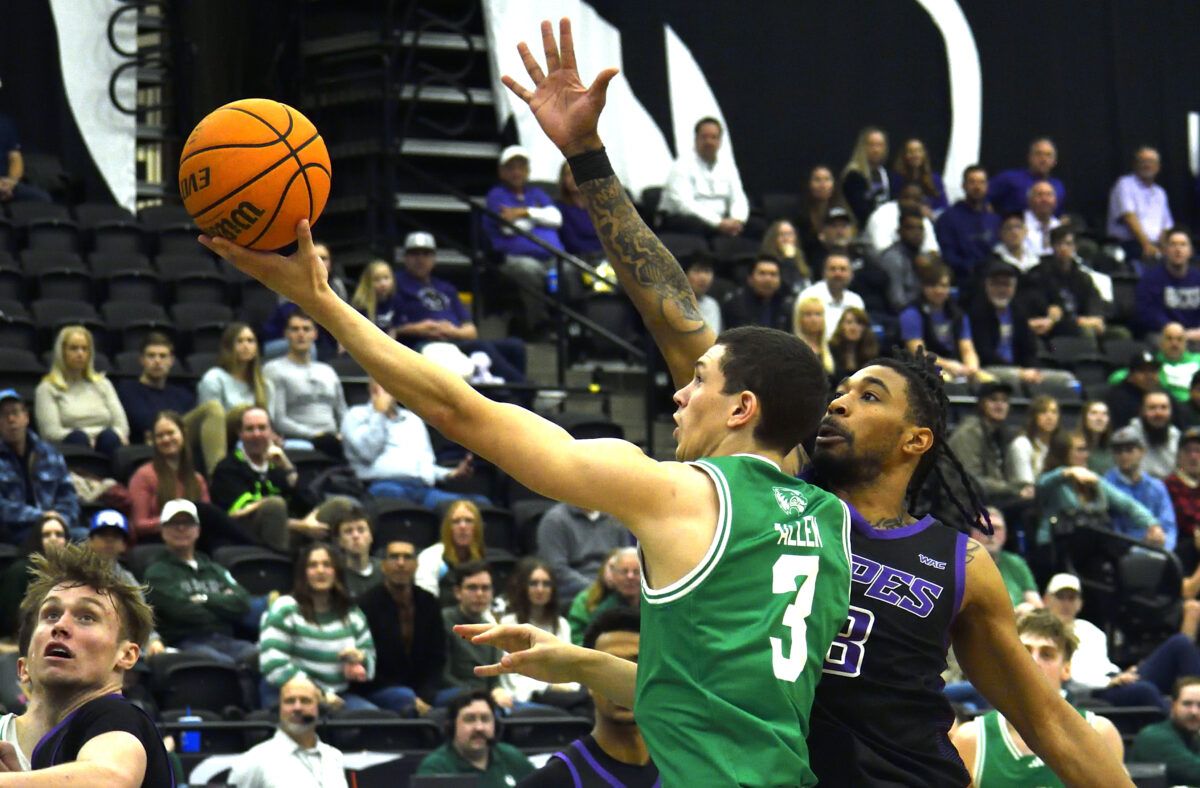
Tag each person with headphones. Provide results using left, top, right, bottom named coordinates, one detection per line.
left=415, top=688, right=533, bottom=785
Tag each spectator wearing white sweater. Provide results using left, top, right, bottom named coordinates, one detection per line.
left=34, top=325, right=128, bottom=457
left=498, top=558, right=580, bottom=704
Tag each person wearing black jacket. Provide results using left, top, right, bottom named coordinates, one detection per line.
left=719, top=257, right=795, bottom=332
left=1021, top=226, right=1106, bottom=339
left=356, top=539, right=446, bottom=715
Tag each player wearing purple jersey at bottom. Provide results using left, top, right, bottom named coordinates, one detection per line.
left=460, top=16, right=1132, bottom=788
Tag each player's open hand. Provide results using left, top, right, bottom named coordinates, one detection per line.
left=454, top=622, right=584, bottom=685
left=502, top=18, right=619, bottom=157
left=199, top=219, right=332, bottom=314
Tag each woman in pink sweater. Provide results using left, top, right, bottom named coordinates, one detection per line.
left=128, top=411, right=209, bottom=541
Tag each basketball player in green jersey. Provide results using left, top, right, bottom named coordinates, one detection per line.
left=201, top=221, right=850, bottom=782
left=952, top=610, right=1123, bottom=786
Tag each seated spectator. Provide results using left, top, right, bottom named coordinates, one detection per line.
left=417, top=499, right=487, bottom=602
left=1104, top=426, right=1176, bottom=549
left=556, top=161, right=604, bottom=259
left=328, top=504, right=381, bottom=599
left=1034, top=432, right=1156, bottom=550
left=0, top=512, right=67, bottom=638
left=1181, top=372, right=1200, bottom=429
left=0, top=109, right=51, bottom=203
left=263, top=311, right=346, bottom=456
left=935, top=164, right=1001, bottom=282
left=1126, top=390, right=1182, bottom=479
left=34, top=325, right=128, bottom=457
left=567, top=547, right=640, bottom=646
left=84, top=508, right=165, bottom=656
left=796, top=165, right=850, bottom=263
left=988, top=138, right=1066, bottom=216
left=484, top=145, right=564, bottom=336
left=498, top=558, right=583, bottom=708
left=1107, top=146, right=1173, bottom=264
left=1129, top=677, right=1200, bottom=786
left=537, top=502, right=630, bottom=603
left=144, top=499, right=256, bottom=666
left=966, top=259, right=1049, bottom=387
left=899, top=264, right=980, bottom=380
left=810, top=206, right=891, bottom=314
left=794, top=296, right=834, bottom=376
left=991, top=210, right=1041, bottom=273
left=349, top=260, right=398, bottom=331
left=357, top=539, right=445, bottom=716
left=261, top=239, right=346, bottom=360
left=891, top=138, right=948, bottom=215
left=761, top=220, right=811, bottom=293
left=1023, top=181, right=1062, bottom=256
left=863, top=183, right=940, bottom=258
left=117, top=333, right=226, bottom=474
left=0, top=388, right=79, bottom=543
left=227, top=675, right=348, bottom=788
left=441, top=561, right=512, bottom=709
left=838, top=126, right=892, bottom=225
left=211, top=406, right=316, bottom=552
left=1110, top=323, right=1200, bottom=405
left=720, top=256, right=794, bottom=332
left=1023, top=226, right=1106, bottom=339
left=828, top=307, right=878, bottom=383
left=877, top=208, right=933, bottom=312
left=259, top=542, right=376, bottom=710
left=797, top=249, right=866, bottom=341
left=981, top=507, right=1041, bottom=609
left=1008, top=396, right=1062, bottom=486
left=1081, top=400, right=1115, bottom=474
left=1106, top=350, right=1162, bottom=430
left=393, top=232, right=527, bottom=383
left=1044, top=572, right=1196, bottom=711
left=948, top=381, right=1033, bottom=508
left=197, top=322, right=275, bottom=415
left=342, top=379, right=480, bottom=509
left=952, top=609, right=1122, bottom=775
left=1136, top=230, right=1200, bottom=339
left=415, top=689, right=534, bottom=782
left=1168, top=428, right=1200, bottom=574
left=659, top=117, right=751, bottom=238
left=685, top=257, right=722, bottom=333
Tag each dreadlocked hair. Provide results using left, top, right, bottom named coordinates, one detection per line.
left=868, top=346, right=993, bottom=535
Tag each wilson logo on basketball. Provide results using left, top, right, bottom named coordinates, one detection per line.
left=178, top=167, right=211, bottom=199
left=201, top=201, right=265, bottom=241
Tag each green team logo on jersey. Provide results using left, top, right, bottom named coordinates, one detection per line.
left=773, top=487, right=808, bottom=517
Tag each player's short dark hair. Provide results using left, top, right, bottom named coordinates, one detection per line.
left=447, top=688, right=496, bottom=732
left=1016, top=608, right=1078, bottom=662
left=582, top=607, right=641, bottom=651
left=20, top=543, right=155, bottom=649
left=1049, top=225, right=1074, bottom=247
left=329, top=503, right=371, bottom=539
left=453, top=559, right=492, bottom=587
left=1172, top=676, right=1200, bottom=701
left=694, top=116, right=722, bottom=136
left=141, top=332, right=174, bottom=353
left=716, top=326, right=828, bottom=453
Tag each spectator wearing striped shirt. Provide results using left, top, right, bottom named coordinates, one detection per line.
left=258, top=542, right=377, bottom=710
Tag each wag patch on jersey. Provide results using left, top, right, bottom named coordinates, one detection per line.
left=773, top=486, right=808, bottom=517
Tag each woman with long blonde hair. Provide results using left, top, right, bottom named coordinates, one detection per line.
left=839, top=126, right=891, bottom=225
left=196, top=322, right=273, bottom=412
left=34, top=325, right=128, bottom=456
left=350, top=260, right=398, bottom=330
left=761, top=219, right=811, bottom=293
left=793, top=296, right=834, bottom=376
left=415, top=499, right=487, bottom=601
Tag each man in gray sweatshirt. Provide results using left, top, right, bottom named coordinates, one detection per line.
left=263, top=311, right=347, bottom=457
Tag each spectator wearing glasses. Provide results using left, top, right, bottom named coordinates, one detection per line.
left=440, top=561, right=513, bottom=710
left=567, top=547, right=640, bottom=646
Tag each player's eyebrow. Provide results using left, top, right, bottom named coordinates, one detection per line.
left=860, top=376, right=891, bottom=394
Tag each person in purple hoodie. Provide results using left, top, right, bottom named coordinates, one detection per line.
left=987, top=138, right=1066, bottom=216
left=1136, top=228, right=1200, bottom=340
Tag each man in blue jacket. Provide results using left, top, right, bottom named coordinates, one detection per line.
left=1135, top=228, right=1200, bottom=339
left=935, top=164, right=1000, bottom=283
left=0, top=389, right=79, bottom=543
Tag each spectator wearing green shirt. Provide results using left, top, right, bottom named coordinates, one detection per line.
left=566, top=547, right=640, bottom=645
left=1130, top=676, right=1200, bottom=785
left=1109, top=322, right=1200, bottom=404
left=416, top=689, right=534, bottom=786
left=979, top=507, right=1041, bottom=609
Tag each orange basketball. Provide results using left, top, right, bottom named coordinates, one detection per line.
left=179, top=98, right=331, bottom=251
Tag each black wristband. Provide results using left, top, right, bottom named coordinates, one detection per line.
left=567, top=147, right=614, bottom=184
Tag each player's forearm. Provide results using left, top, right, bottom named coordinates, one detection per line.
left=0, top=762, right=140, bottom=786
left=573, top=645, right=638, bottom=708
left=1016, top=704, right=1132, bottom=787
left=576, top=168, right=714, bottom=388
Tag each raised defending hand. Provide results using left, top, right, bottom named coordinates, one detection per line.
left=454, top=622, right=584, bottom=685
left=199, top=219, right=331, bottom=314
left=501, top=18, right=619, bottom=157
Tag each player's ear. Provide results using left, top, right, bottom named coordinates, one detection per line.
left=727, top=390, right=757, bottom=429
left=15, top=657, right=27, bottom=684
left=114, top=640, right=140, bottom=671
left=902, top=425, right=934, bottom=459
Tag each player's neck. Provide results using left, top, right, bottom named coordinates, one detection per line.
left=14, top=697, right=51, bottom=759
left=592, top=720, right=650, bottom=766
left=41, top=680, right=123, bottom=726
left=832, top=468, right=912, bottom=527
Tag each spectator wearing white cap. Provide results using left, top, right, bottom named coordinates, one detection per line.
left=1103, top=425, right=1175, bottom=549
left=659, top=117, right=750, bottom=238
left=84, top=509, right=166, bottom=656
left=483, top=145, right=564, bottom=336
left=393, top=231, right=527, bottom=383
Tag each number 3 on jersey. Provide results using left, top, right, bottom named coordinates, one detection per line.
left=770, top=555, right=820, bottom=682
left=823, top=605, right=875, bottom=677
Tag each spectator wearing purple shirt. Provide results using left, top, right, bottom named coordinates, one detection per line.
left=988, top=138, right=1066, bottom=216
left=556, top=162, right=603, bottom=258
left=935, top=164, right=1001, bottom=282
left=484, top=145, right=564, bottom=336
left=1136, top=228, right=1200, bottom=339
left=899, top=263, right=981, bottom=381
left=1107, top=147, right=1174, bottom=263
left=393, top=232, right=526, bottom=383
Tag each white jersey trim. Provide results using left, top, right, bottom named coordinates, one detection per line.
left=731, top=452, right=781, bottom=472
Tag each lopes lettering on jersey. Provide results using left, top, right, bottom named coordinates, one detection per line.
left=851, top=553, right=944, bottom=619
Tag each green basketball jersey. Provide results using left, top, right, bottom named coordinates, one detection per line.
left=975, top=707, right=1092, bottom=787
left=635, top=454, right=851, bottom=787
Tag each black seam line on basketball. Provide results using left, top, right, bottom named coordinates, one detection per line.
left=244, top=163, right=329, bottom=249
left=191, top=131, right=320, bottom=218
left=180, top=104, right=295, bottom=166
left=180, top=139, right=290, bottom=166
left=282, top=107, right=317, bottom=223
left=234, top=105, right=312, bottom=221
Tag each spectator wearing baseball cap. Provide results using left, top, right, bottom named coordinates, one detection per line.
left=1105, top=349, right=1162, bottom=431
left=483, top=145, right=565, bottom=337
left=392, top=231, right=527, bottom=384
left=0, top=388, right=79, bottom=544
left=1108, top=323, right=1200, bottom=406
left=947, top=379, right=1032, bottom=507
left=1167, top=427, right=1200, bottom=575
left=144, top=499, right=257, bottom=666
left=1103, top=426, right=1176, bottom=549
left=85, top=509, right=165, bottom=656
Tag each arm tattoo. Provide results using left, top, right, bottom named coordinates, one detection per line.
left=578, top=175, right=707, bottom=335
left=965, top=541, right=982, bottom=564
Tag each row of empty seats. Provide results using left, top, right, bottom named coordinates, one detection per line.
left=0, top=202, right=200, bottom=257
